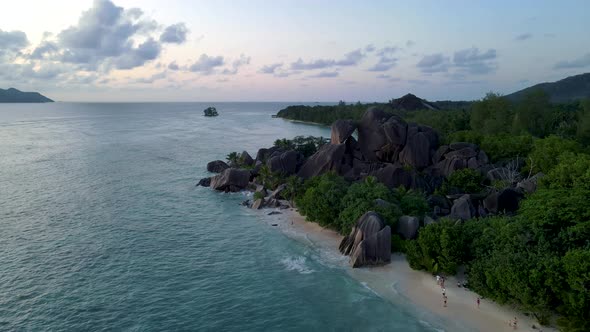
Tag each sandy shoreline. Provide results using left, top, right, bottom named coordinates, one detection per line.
left=266, top=207, right=556, bottom=332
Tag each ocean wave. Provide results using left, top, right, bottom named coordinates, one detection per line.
left=279, top=256, right=315, bottom=274
left=360, top=282, right=381, bottom=298
left=419, top=319, right=446, bottom=332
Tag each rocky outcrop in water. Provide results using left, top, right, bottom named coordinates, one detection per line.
left=210, top=168, right=251, bottom=192
left=207, top=160, right=230, bottom=173
left=339, top=211, right=391, bottom=268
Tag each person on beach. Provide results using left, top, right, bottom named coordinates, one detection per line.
left=436, top=275, right=440, bottom=285
left=476, top=297, right=480, bottom=308
left=442, top=288, right=446, bottom=297
left=513, top=317, right=517, bottom=329
left=443, top=296, right=447, bottom=307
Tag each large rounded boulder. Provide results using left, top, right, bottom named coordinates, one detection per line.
left=331, top=119, right=356, bottom=145
left=338, top=211, right=391, bottom=268
left=210, top=168, right=251, bottom=192
left=397, top=215, right=420, bottom=240
left=207, top=160, right=229, bottom=173
left=356, top=107, right=438, bottom=168
left=369, top=164, right=428, bottom=191
left=297, top=143, right=347, bottom=179
left=267, top=150, right=301, bottom=175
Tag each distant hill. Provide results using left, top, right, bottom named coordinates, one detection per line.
left=0, top=88, right=54, bottom=103
left=389, top=93, right=439, bottom=111
left=505, top=73, right=590, bottom=103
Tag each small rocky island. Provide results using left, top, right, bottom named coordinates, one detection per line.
left=0, top=87, right=53, bottom=103
left=198, top=106, right=541, bottom=268
left=203, top=106, right=218, bottom=117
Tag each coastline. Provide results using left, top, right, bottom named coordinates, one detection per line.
left=276, top=117, right=331, bottom=127
left=265, top=207, right=556, bottom=332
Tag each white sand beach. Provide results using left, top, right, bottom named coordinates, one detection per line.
left=271, top=208, right=556, bottom=332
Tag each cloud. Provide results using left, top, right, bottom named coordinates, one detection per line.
left=336, top=49, right=365, bottom=66
left=365, top=44, right=376, bottom=52
left=406, top=40, right=415, bottom=47
left=309, top=71, right=339, bottom=78
left=514, top=33, right=532, bottom=41
left=368, top=56, right=397, bottom=71
left=290, top=49, right=365, bottom=70
left=0, top=29, right=29, bottom=60
left=452, top=47, right=497, bottom=74
left=291, top=58, right=335, bottom=70
left=258, top=63, right=282, bottom=74
left=168, top=61, right=179, bottom=70
left=416, top=47, right=497, bottom=75
left=0, top=29, right=29, bottom=52
left=376, top=74, right=401, bottom=82
left=112, top=38, right=161, bottom=69
left=53, top=0, right=168, bottom=70
left=189, top=54, right=224, bottom=74
left=554, top=53, right=590, bottom=69
left=221, top=54, right=251, bottom=75
left=160, top=23, right=188, bottom=44
left=408, top=79, right=429, bottom=85
left=376, top=47, right=398, bottom=57
left=135, top=71, right=167, bottom=83
left=417, top=53, right=451, bottom=73
left=30, top=41, right=60, bottom=59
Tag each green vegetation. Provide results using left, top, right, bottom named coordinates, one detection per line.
left=440, top=168, right=483, bottom=194
left=257, top=165, right=284, bottom=190
left=203, top=106, right=218, bottom=116
left=253, top=191, right=265, bottom=201
left=276, top=103, right=383, bottom=126
left=293, top=173, right=428, bottom=235
left=295, top=172, right=350, bottom=228
left=401, top=151, right=590, bottom=330
left=272, top=90, right=590, bottom=329
left=337, top=176, right=401, bottom=234
left=273, top=135, right=328, bottom=158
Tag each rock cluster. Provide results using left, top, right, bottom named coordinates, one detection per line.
left=339, top=212, right=391, bottom=267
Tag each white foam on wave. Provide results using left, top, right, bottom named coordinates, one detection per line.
left=419, top=319, right=446, bottom=332
left=360, top=282, right=381, bottom=298
left=280, top=256, right=315, bottom=274
left=389, top=281, right=399, bottom=295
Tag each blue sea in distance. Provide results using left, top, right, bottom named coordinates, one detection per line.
left=0, top=102, right=448, bottom=331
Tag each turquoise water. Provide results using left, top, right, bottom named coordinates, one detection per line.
left=0, top=103, right=444, bottom=331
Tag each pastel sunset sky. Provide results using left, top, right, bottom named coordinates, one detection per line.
left=1, top=0, right=589, bottom=101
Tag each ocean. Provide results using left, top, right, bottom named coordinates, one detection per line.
left=0, top=102, right=448, bottom=331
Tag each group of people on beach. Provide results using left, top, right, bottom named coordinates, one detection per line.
left=435, top=275, right=523, bottom=330
left=436, top=275, right=448, bottom=307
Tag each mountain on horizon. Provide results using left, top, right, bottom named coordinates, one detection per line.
left=0, top=88, right=54, bottom=103
left=388, top=93, right=439, bottom=111
left=505, top=73, right=590, bottom=103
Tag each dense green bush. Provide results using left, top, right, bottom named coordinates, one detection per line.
left=276, top=103, right=384, bottom=125
left=470, top=93, right=513, bottom=135
left=274, top=136, right=328, bottom=158
left=576, top=99, right=590, bottom=146
left=441, top=168, right=483, bottom=194
left=541, top=152, right=590, bottom=190
left=480, top=133, right=534, bottom=162
left=526, top=135, right=582, bottom=174
left=337, top=176, right=401, bottom=234
left=257, top=165, right=284, bottom=190
left=405, top=218, right=465, bottom=275
left=393, top=187, right=430, bottom=216
left=403, top=109, right=470, bottom=136
left=512, top=90, right=552, bottom=137
left=295, top=172, right=349, bottom=228
left=445, top=130, right=483, bottom=145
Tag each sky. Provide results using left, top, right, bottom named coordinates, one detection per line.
left=0, top=0, right=589, bottom=102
